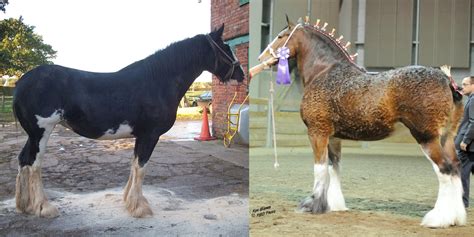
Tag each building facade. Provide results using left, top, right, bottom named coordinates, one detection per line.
left=211, top=0, right=250, bottom=140
left=249, top=0, right=474, bottom=147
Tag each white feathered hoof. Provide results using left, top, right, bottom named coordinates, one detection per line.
left=15, top=166, right=59, bottom=218
left=125, top=194, right=153, bottom=218
left=421, top=206, right=466, bottom=228
left=327, top=166, right=348, bottom=212
left=36, top=201, right=59, bottom=218
left=298, top=194, right=329, bottom=214
left=420, top=174, right=466, bottom=228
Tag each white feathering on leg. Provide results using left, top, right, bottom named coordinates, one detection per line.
left=327, top=165, right=348, bottom=211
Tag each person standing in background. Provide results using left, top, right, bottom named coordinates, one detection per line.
left=455, top=75, right=474, bottom=208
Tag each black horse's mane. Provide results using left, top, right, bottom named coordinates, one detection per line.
left=119, top=34, right=209, bottom=78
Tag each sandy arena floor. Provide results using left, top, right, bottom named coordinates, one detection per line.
left=250, top=147, right=474, bottom=237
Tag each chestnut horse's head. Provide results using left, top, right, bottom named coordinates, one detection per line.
left=258, top=16, right=303, bottom=66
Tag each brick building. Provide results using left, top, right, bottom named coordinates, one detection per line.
left=210, top=0, right=249, bottom=139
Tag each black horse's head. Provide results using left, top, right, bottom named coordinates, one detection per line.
left=207, top=24, right=245, bottom=83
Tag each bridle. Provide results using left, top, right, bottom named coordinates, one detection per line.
left=206, top=35, right=241, bottom=82
left=259, top=24, right=303, bottom=61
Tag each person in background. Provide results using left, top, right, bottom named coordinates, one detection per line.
left=454, top=74, right=474, bottom=208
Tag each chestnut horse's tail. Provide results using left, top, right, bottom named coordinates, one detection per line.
left=440, top=66, right=464, bottom=159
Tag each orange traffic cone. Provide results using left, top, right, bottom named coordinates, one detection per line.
left=194, top=105, right=216, bottom=141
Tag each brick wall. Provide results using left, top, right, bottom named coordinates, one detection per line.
left=211, top=0, right=249, bottom=139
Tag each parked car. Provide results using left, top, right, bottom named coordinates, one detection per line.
left=192, top=91, right=212, bottom=106
left=198, top=91, right=212, bottom=101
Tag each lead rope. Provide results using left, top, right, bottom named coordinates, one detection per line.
left=269, top=78, right=279, bottom=169
left=272, top=24, right=301, bottom=169
left=257, top=24, right=303, bottom=169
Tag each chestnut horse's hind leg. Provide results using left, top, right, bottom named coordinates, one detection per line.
left=299, top=134, right=330, bottom=213
left=16, top=111, right=60, bottom=218
left=123, top=135, right=159, bottom=218
left=420, top=139, right=466, bottom=228
left=326, top=137, right=347, bottom=211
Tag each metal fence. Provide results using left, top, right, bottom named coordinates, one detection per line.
left=0, top=86, right=14, bottom=126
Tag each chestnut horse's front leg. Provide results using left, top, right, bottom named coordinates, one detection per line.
left=327, top=137, right=348, bottom=211
left=299, top=134, right=331, bottom=213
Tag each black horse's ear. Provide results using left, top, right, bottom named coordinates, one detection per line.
left=212, top=23, right=225, bottom=40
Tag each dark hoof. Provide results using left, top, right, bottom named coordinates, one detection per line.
left=298, top=194, right=328, bottom=214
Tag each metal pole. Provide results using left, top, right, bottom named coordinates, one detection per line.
left=265, top=0, right=275, bottom=148
left=414, top=0, right=420, bottom=65
left=307, top=0, right=312, bottom=19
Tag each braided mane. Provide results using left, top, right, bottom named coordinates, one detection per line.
left=301, top=18, right=366, bottom=72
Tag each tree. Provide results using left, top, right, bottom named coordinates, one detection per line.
left=0, top=0, right=8, bottom=13
left=0, top=17, right=56, bottom=77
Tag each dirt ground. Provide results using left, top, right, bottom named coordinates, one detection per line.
left=250, top=149, right=474, bottom=237
left=0, top=121, right=248, bottom=236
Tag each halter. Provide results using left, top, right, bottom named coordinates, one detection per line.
left=282, top=24, right=302, bottom=48
left=260, top=24, right=303, bottom=60
left=206, top=35, right=241, bottom=82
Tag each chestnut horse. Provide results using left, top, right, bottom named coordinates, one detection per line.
left=257, top=18, right=465, bottom=228
left=13, top=25, right=244, bottom=218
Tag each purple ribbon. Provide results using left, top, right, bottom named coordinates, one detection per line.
left=276, top=47, right=291, bottom=85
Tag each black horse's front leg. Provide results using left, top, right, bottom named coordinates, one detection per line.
left=124, top=134, right=160, bottom=218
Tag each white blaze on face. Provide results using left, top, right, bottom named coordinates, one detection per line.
left=33, top=110, right=62, bottom=167
left=98, top=123, right=134, bottom=140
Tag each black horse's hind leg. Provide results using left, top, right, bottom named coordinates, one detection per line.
left=123, top=134, right=159, bottom=218
left=16, top=111, right=60, bottom=218
left=326, top=137, right=347, bottom=211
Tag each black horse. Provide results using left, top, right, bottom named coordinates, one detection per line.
left=13, top=24, right=244, bottom=218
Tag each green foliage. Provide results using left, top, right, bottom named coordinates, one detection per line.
left=189, top=81, right=211, bottom=91
left=0, top=17, right=56, bottom=77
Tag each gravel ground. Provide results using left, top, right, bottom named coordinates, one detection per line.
left=0, top=121, right=248, bottom=236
